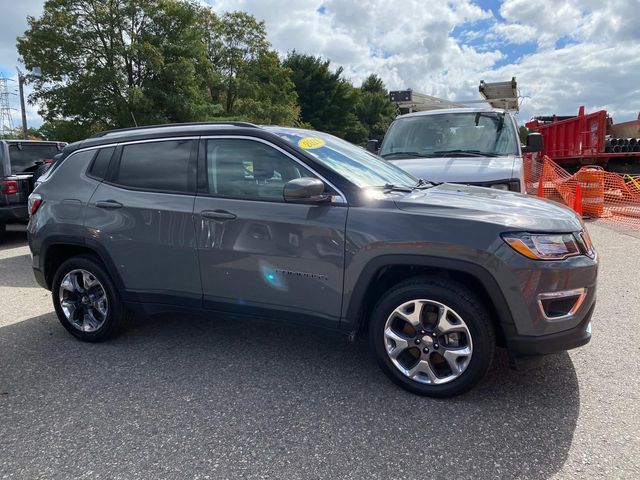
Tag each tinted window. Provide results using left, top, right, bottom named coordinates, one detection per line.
left=207, top=139, right=316, bottom=201
left=88, top=147, right=115, bottom=179
left=8, top=143, right=61, bottom=174
left=115, top=140, right=195, bottom=193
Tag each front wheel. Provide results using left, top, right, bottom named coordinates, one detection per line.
left=51, top=255, right=125, bottom=342
left=369, top=277, right=495, bottom=397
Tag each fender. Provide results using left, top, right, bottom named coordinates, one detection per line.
left=40, top=234, right=126, bottom=293
left=342, top=254, right=515, bottom=331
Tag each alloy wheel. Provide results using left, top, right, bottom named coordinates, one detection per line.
left=383, top=299, right=473, bottom=385
left=58, top=269, right=109, bottom=333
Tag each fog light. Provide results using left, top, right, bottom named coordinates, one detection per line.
left=537, top=288, right=586, bottom=321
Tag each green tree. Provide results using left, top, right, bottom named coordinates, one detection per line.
left=518, top=125, right=529, bottom=144
left=202, top=11, right=269, bottom=115
left=235, top=51, right=300, bottom=125
left=355, top=74, right=396, bottom=141
left=283, top=52, right=364, bottom=141
left=37, top=119, right=95, bottom=142
left=17, top=0, right=220, bottom=137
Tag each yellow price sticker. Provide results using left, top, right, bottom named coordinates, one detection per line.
left=298, top=137, right=325, bottom=150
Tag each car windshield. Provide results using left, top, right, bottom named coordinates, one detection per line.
left=265, top=127, right=418, bottom=188
left=7, top=143, right=61, bottom=174
left=379, top=112, right=519, bottom=158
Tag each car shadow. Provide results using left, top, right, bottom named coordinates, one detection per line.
left=0, top=224, right=28, bottom=251
left=0, top=311, right=579, bottom=479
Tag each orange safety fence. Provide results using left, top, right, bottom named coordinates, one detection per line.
left=524, top=155, right=640, bottom=229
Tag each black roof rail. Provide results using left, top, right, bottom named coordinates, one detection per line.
left=89, top=121, right=259, bottom=138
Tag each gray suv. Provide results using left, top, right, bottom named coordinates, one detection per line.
left=28, top=122, right=598, bottom=397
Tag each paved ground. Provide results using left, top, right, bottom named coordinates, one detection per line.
left=0, top=222, right=639, bottom=480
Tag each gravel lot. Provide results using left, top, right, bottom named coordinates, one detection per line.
left=1, top=222, right=639, bottom=480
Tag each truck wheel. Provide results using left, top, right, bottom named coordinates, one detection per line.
left=51, top=254, right=125, bottom=342
left=0, top=223, right=5, bottom=241
left=369, top=277, right=495, bottom=397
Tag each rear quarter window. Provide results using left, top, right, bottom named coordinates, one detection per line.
left=87, top=147, right=115, bottom=180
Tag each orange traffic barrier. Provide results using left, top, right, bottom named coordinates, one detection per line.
left=575, top=167, right=604, bottom=217
left=525, top=155, right=640, bottom=229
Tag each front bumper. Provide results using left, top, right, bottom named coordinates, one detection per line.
left=493, top=241, right=598, bottom=357
left=0, top=204, right=28, bottom=223
left=505, top=302, right=594, bottom=356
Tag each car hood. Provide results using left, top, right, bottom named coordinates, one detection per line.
left=388, top=156, right=516, bottom=183
left=393, top=183, right=582, bottom=232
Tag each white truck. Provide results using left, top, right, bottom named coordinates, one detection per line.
left=368, top=80, right=543, bottom=193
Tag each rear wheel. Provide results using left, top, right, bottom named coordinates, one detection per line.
left=0, top=223, right=5, bottom=241
left=369, top=277, right=495, bottom=397
left=52, top=255, right=125, bottom=341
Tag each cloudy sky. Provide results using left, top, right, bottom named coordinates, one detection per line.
left=1, top=0, right=639, bottom=129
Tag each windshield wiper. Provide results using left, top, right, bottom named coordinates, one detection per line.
left=370, top=183, right=415, bottom=193
left=380, top=152, right=433, bottom=159
left=433, top=149, right=501, bottom=157
left=415, top=178, right=442, bottom=188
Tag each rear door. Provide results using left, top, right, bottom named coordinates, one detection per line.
left=84, top=138, right=201, bottom=306
left=194, top=136, right=348, bottom=327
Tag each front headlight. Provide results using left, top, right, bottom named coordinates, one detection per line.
left=502, top=233, right=582, bottom=260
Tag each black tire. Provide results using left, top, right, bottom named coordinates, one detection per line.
left=369, top=276, right=495, bottom=398
left=51, top=254, right=125, bottom=342
left=0, top=223, right=6, bottom=241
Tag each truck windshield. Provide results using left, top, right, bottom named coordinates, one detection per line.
left=265, top=127, right=418, bottom=188
left=8, top=143, right=61, bottom=174
left=379, top=112, right=519, bottom=158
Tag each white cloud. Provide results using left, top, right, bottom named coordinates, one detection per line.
left=1, top=0, right=639, bottom=128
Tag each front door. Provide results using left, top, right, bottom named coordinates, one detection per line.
left=194, top=137, right=348, bottom=327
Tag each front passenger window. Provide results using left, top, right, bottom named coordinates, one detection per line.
left=206, top=139, right=317, bottom=201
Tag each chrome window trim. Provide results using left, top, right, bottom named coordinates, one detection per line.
left=200, top=135, right=347, bottom=205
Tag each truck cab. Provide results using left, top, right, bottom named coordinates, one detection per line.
left=374, top=107, right=542, bottom=193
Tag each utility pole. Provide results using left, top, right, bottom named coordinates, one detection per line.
left=17, top=69, right=28, bottom=140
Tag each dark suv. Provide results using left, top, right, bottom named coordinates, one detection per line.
left=1, top=139, right=66, bottom=239
left=27, top=123, right=598, bottom=397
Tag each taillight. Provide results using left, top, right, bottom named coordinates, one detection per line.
left=28, top=193, right=43, bottom=215
left=0, top=180, right=18, bottom=195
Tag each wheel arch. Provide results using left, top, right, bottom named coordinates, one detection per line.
left=41, top=236, right=124, bottom=292
left=344, top=255, right=514, bottom=344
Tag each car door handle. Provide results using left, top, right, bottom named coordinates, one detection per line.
left=96, top=200, right=123, bottom=209
left=201, top=209, right=237, bottom=221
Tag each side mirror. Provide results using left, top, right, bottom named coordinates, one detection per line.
left=523, top=132, right=543, bottom=153
left=366, top=139, right=379, bottom=153
left=283, top=177, right=328, bottom=203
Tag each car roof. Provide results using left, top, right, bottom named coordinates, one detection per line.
left=398, top=107, right=508, bottom=119
left=64, top=122, right=267, bottom=153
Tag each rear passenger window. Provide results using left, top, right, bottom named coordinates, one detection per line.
left=87, top=147, right=115, bottom=180
left=114, top=140, right=195, bottom=193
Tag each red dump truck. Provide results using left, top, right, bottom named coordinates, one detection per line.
left=525, top=106, right=640, bottom=174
